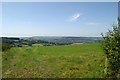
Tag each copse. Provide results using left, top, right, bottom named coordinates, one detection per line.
left=101, top=18, right=120, bottom=78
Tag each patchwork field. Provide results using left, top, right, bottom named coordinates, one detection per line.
left=2, top=43, right=105, bottom=78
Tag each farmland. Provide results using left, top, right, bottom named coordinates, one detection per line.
left=2, top=42, right=105, bottom=78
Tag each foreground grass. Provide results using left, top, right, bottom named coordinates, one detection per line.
left=2, top=43, right=105, bottom=78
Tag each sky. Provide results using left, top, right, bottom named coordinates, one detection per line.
left=1, top=2, right=118, bottom=37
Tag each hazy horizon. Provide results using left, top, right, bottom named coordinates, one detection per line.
left=1, top=2, right=118, bottom=37
left=2, top=35, right=103, bottom=38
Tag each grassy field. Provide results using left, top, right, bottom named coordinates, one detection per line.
left=2, top=42, right=105, bottom=78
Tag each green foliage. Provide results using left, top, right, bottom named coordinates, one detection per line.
left=2, top=43, right=13, bottom=51
left=101, top=22, right=120, bottom=78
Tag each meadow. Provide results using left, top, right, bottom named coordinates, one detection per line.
left=2, top=42, right=105, bottom=78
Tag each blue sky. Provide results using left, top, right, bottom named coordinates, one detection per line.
left=2, top=2, right=118, bottom=37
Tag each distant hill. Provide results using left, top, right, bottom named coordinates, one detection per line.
left=1, top=36, right=102, bottom=51
left=28, top=36, right=102, bottom=44
left=2, top=36, right=102, bottom=46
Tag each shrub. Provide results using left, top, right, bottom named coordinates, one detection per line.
left=2, top=43, right=12, bottom=51
left=101, top=18, right=120, bottom=78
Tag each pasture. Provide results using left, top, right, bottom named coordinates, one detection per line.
left=2, top=43, right=105, bottom=78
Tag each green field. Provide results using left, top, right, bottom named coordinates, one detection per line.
left=2, top=43, right=105, bottom=78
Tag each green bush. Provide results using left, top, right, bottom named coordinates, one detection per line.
left=101, top=18, right=120, bottom=78
left=2, top=43, right=12, bottom=51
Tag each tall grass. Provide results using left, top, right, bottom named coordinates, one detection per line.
left=2, top=43, right=105, bottom=78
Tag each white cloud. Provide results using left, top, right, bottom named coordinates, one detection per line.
left=70, top=13, right=81, bottom=22
left=87, top=22, right=99, bottom=25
